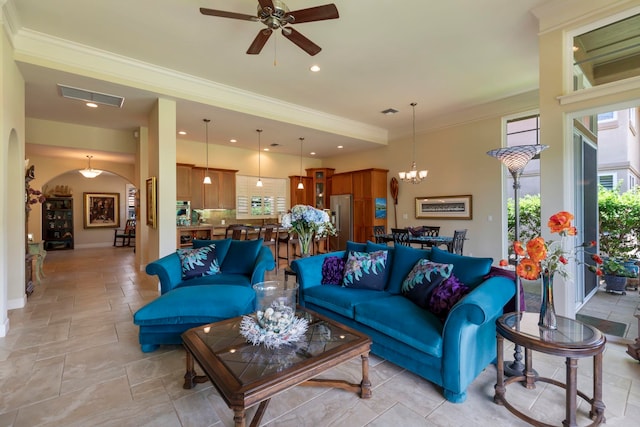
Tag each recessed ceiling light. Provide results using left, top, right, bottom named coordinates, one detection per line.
left=86, top=102, right=98, bottom=108
left=178, top=131, right=187, bottom=135
left=310, top=152, right=316, bottom=156
left=263, top=148, right=269, bottom=151
left=310, top=65, right=320, bottom=72
left=230, top=139, right=237, bottom=143
left=337, top=145, right=344, bottom=149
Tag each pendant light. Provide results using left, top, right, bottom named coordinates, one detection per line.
left=297, top=137, right=305, bottom=190
left=256, top=129, right=263, bottom=187
left=203, top=119, right=212, bottom=184
left=79, top=155, right=102, bottom=178
left=398, top=102, right=428, bottom=183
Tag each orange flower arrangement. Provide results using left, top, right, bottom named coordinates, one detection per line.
left=512, top=211, right=603, bottom=280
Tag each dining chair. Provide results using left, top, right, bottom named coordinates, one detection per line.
left=276, top=230, right=299, bottom=270
left=262, top=224, right=278, bottom=271
left=420, top=226, right=440, bottom=249
left=450, top=229, right=467, bottom=255
left=373, top=225, right=387, bottom=244
left=390, top=228, right=410, bottom=246
left=225, top=225, right=252, bottom=240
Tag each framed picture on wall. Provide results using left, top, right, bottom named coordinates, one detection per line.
left=146, top=177, right=157, bottom=229
left=415, top=195, right=472, bottom=220
left=83, top=192, right=120, bottom=228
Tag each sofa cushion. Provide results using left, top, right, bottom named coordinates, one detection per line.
left=321, top=256, right=346, bottom=285
left=133, top=285, right=256, bottom=326
left=221, top=238, right=263, bottom=274
left=303, top=285, right=391, bottom=319
left=354, top=295, right=444, bottom=357
left=386, top=244, right=431, bottom=294
left=177, top=244, right=220, bottom=280
left=174, top=273, right=252, bottom=288
left=430, top=246, right=492, bottom=287
left=365, top=241, right=394, bottom=286
left=427, top=274, right=470, bottom=321
left=401, top=260, right=453, bottom=309
left=342, top=250, right=388, bottom=290
left=346, top=240, right=367, bottom=254
left=193, top=238, right=232, bottom=265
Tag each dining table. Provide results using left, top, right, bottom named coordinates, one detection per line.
left=380, top=234, right=454, bottom=251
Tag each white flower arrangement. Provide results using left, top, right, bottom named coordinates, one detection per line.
left=240, top=301, right=309, bottom=349
left=281, top=204, right=336, bottom=255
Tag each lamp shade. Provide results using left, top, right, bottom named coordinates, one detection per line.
left=79, top=155, right=102, bottom=178
left=486, top=144, right=548, bottom=176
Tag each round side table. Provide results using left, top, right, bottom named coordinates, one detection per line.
left=495, top=312, right=606, bottom=427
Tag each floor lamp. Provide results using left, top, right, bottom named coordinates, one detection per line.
left=487, top=144, right=548, bottom=377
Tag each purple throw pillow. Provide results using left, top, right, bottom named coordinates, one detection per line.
left=321, top=256, right=346, bottom=285
left=427, top=274, right=470, bottom=321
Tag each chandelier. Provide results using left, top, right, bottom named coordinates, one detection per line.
left=79, top=155, right=102, bottom=178
left=398, top=102, right=427, bottom=184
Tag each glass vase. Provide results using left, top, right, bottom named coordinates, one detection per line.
left=252, top=281, right=298, bottom=333
left=298, top=232, right=313, bottom=256
left=538, top=271, right=557, bottom=330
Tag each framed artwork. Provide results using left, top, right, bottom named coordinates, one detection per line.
left=375, top=197, right=387, bottom=219
left=83, top=192, right=120, bottom=228
left=415, top=195, right=472, bottom=220
left=146, top=177, right=157, bottom=229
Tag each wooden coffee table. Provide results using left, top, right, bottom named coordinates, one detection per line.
left=181, top=307, right=372, bottom=427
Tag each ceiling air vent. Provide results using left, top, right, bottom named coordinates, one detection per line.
left=57, top=84, right=125, bottom=108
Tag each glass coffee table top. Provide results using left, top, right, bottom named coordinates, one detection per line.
left=191, top=309, right=365, bottom=385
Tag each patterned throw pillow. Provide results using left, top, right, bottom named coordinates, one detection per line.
left=427, top=274, right=470, bottom=321
left=401, top=260, right=453, bottom=309
left=342, top=250, right=388, bottom=290
left=321, top=256, right=346, bottom=285
left=177, top=244, right=220, bottom=280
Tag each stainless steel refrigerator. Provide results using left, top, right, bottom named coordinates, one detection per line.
left=330, top=194, right=353, bottom=251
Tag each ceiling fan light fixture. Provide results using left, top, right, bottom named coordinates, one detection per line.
left=79, top=155, right=102, bottom=178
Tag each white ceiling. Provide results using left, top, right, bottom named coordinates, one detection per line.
left=6, top=0, right=548, bottom=160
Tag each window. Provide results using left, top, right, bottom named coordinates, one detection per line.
left=630, top=108, right=637, bottom=135
left=598, top=173, right=615, bottom=190
left=236, top=175, right=287, bottom=219
left=597, top=111, right=616, bottom=122
left=629, top=174, right=636, bottom=190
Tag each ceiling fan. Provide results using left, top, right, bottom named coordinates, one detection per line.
left=200, top=0, right=339, bottom=56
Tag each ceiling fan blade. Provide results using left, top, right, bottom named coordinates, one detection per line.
left=247, top=29, right=273, bottom=54
left=282, top=27, right=321, bottom=56
left=257, top=0, right=275, bottom=12
left=287, top=4, right=339, bottom=24
left=199, top=7, right=257, bottom=21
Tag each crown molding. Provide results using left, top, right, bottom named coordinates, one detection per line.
left=11, top=28, right=388, bottom=145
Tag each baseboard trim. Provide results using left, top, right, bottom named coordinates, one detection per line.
left=7, top=295, right=26, bottom=310
left=0, top=317, right=9, bottom=337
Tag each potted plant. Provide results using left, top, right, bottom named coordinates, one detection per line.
left=601, top=258, right=628, bottom=293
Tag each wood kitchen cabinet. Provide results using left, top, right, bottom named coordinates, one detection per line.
left=305, top=168, right=334, bottom=210
left=330, top=172, right=353, bottom=195
left=176, top=164, right=193, bottom=200
left=289, top=175, right=313, bottom=206
left=352, top=169, right=388, bottom=243
left=191, top=167, right=237, bottom=209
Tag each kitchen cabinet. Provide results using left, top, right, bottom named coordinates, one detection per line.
left=352, top=169, right=388, bottom=243
left=306, top=168, right=334, bottom=210
left=289, top=175, right=313, bottom=206
left=191, top=167, right=237, bottom=209
left=176, top=164, right=193, bottom=200
left=330, top=172, right=353, bottom=195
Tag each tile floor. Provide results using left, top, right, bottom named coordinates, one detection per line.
left=1, top=247, right=639, bottom=426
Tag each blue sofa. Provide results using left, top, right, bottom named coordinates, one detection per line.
left=290, top=242, right=515, bottom=403
left=134, top=238, right=275, bottom=352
